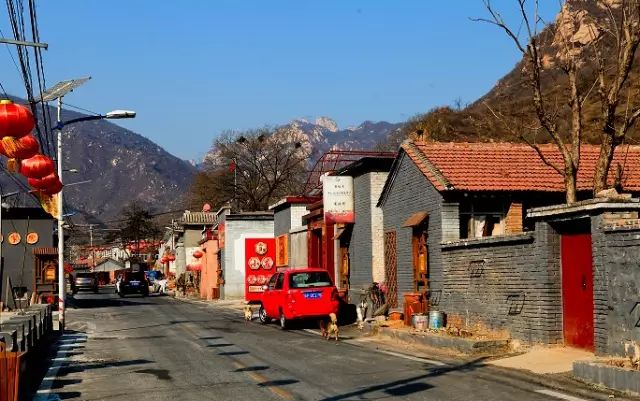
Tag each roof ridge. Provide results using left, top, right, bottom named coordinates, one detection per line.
left=404, top=141, right=453, bottom=190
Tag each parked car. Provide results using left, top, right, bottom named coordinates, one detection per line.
left=72, top=272, right=99, bottom=294
left=117, top=271, right=149, bottom=297
left=259, top=268, right=339, bottom=329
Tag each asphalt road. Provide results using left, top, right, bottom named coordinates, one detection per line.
left=32, top=287, right=609, bottom=401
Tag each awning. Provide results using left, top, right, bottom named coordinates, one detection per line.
left=333, top=224, right=353, bottom=240
left=402, top=212, right=429, bottom=227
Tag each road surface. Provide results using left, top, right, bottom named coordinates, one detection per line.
left=32, top=287, right=612, bottom=401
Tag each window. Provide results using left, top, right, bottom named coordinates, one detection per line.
left=274, top=273, right=285, bottom=290
left=459, top=199, right=506, bottom=239
left=267, top=273, right=278, bottom=290
left=289, top=271, right=332, bottom=288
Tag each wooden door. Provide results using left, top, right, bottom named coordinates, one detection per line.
left=561, top=233, right=594, bottom=350
left=412, top=226, right=428, bottom=294
left=384, top=231, right=398, bottom=308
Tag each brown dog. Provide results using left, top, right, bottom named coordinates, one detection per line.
left=319, top=313, right=339, bottom=341
left=243, top=305, right=253, bottom=321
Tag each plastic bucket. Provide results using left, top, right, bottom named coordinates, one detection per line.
left=428, top=311, right=444, bottom=329
left=413, top=314, right=428, bottom=330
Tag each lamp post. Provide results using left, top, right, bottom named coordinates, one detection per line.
left=39, top=79, right=135, bottom=332
left=51, top=109, right=135, bottom=331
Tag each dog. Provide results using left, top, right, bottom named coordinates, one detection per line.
left=319, top=312, right=339, bottom=341
left=356, top=298, right=368, bottom=330
left=243, top=305, right=253, bottom=321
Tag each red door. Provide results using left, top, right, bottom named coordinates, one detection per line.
left=561, top=233, right=594, bottom=350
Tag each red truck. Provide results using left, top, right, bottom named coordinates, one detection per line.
left=258, top=268, right=339, bottom=329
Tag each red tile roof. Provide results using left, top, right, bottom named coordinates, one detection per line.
left=401, top=141, right=640, bottom=192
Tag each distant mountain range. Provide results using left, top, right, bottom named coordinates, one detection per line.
left=0, top=100, right=197, bottom=225
left=287, top=117, right=402, bottom=156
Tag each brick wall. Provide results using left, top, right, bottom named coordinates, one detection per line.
left=439, top=223, right=563, bottom=344
left=591, top=216, right=640, bottom=356
left=349, top=174, right=373, bottom=290
left=370, top=172, right=388, bottom=283
left=505, top=201, right=523, bottom=234
left=381, top=153, right=445, bottom=306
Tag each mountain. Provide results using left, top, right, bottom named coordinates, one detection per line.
left=0, top=101, right=197, bottom=224
left=286, top=117, right=402, bottom=155
left=409, top=1, right=640, bottom=145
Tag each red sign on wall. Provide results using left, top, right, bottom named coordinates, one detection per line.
left=245, top=238, right=276, bottom=302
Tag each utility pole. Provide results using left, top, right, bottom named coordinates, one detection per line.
left=56, top=95, right=64, bottom=331
left=89, top=224, right=95, bottom=270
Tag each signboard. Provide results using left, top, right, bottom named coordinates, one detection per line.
left=323, top=176, right=354, bottom=224
left=276, top=234, right=288, bottom=267
left=244, top=238, right=275, bottom=302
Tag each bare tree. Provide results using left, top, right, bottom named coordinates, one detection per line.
left=476, top=0, right=640, bottom=202
left=194, top=127, right=311, bottom=212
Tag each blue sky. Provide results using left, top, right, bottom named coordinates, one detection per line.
left=0, top=1, right=560, bottom=161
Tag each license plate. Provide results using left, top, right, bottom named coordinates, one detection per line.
left=130, top=281, right=140, bottom=286
left=303, top=291, right=321, bottom=299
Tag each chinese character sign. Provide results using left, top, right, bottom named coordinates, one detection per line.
left=245, top=238, right=276, bottom=301
left=323, top=175, right=354, bottom=224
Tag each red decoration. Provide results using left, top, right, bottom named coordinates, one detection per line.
left=167, top=254, right=176, bottom=262
left=28, top=172, right=59, bottom=190
left=19, top=154, right=55, bottom=179
left=0, top=134, right=39, bottom=159
left=160, top=256, right=168, bottom=264
left=192, top=250, right=203, bottom=259
left=39, top=178, right=63, bottom=195
left=187, top=263, right=202, bottom=272
left=0, top=100, right=35, bottom=138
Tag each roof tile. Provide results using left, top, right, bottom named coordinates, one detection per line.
left=401, top=141, right=640, bottom=192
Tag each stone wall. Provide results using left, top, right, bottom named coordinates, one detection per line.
left=440, top=228, right=563, bottom=344
left=592, top=216, right=640, bottom=356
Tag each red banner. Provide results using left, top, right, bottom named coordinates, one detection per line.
left=244, top=238, right=276, bottom=302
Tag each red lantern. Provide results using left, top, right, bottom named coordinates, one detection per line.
left=39, top=178, right=62, bottom=195
left=167, top=254, right=176, bottom=262
left=0, top=134, right=39, bottom=159
left=28, top=172, right=60, bottom=190
left=193, top=250, right=203, bottom=259
left=19, top=154, right=55, bottom=179
left=0, top=100, right=35, bottom=138
left=160, top=256, right=168, bottom=264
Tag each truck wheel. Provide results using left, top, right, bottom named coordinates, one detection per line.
left=279, top=311, right=289, bottom=330
left=259, top=305, right=270, bottom=324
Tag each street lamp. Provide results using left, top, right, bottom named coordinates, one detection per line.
left=40, top=77, right=135, bottom=332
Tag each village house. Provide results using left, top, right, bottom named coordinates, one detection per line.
left=378, top=140, right=640, bottom=351
left=0, top=206, right=55, bottom=306
left=269, top=196, right=318, bottom=270
left=330, top=156, right=394, bottom=298
left=214, top=206, right=274, bottom=300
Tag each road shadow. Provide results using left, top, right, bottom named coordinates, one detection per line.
left=68, top=297, right=155, bottom=309
left=319, top=357, right=489, bottom=401
left=57, top=359, right=154, bottom=376
left=135, top=368, right=172, bottom=381
left=234, top=366, right=269, bottom=372
left=258, top=379, right=299, bottom=387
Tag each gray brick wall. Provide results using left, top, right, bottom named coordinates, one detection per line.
left=591, top=217, right=640, bottom=356
left=439, top=227, right=563, bottom=344
left=381, top=153, right=444, bottom=307
left=274, top=208, right=291, bottom=237
left=349, top=174, right=372, bottom=290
